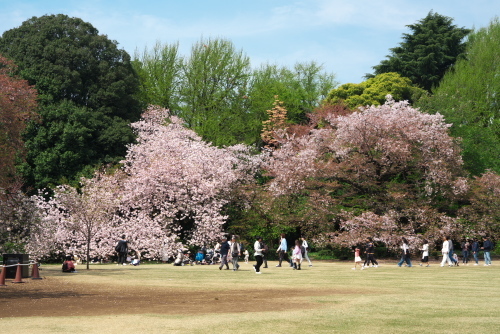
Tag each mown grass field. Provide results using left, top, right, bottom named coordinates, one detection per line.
left=1, top=259, right=499, bottom=333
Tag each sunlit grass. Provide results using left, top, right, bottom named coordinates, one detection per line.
left=1, top=260, right=499, bottom=333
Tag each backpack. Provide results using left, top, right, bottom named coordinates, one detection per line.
left=301, top=246, right=306, bottom=256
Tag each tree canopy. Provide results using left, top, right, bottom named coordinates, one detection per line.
left=370, top=11, right=471, bottom=91
left=325, top=72, right=426, bottom=109
left=263, top=97, right=468, bottom=248
left=27, top=106, right=263, bottom=261
left=133, top=39, right=337, bottom=147
left=417, top=18, right=500, bottom=175
left=0, top=55, right=39, bottom=194
left=0, top=14, right=142, bottom=191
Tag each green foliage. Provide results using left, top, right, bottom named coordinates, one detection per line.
left=132, top=41, right=183, bottom=111
left=370, top=11, right=471, bottom=91
left=223, top=190, right=300, bottom=251
left=19, top=100, right=135, bottom=189
left=248, top=62, right=337, bottom=126
left=416, top=18, right=500, bottom=175
left=133, top=39, right=338, bottom=147
left=326, top=72, right=426, bottom=108
left=177, top=38, right=251, bottom=146
left=0, top=14, right=142, bottom=191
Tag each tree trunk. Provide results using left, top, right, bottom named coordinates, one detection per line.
left=86, top=234, right=91, bottom=270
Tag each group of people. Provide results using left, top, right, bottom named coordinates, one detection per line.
left=217, top=235, right=244, bottom=271
left=352, top=236, right=494, bottom=270
left=252, top=234, right=312, bottom=274
left=440, top=236, right=493, bottom=267
left=353, top=237, right=379, bottom=270
left=64, top=234, right=493, bottom=272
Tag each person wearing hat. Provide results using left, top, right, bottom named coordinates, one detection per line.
left=219, top=236, right=230, bottom=270
left=253, top=236, right=265, bottom=274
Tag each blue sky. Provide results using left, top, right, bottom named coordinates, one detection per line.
left=0, top=0, right=498, bottom=84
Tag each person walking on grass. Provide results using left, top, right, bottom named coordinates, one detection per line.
left=229, top=236, right=241, bottom=271
left=419, top=240, right=430, bottom=267
left=301, top=237, right=313, bottom=267
left=218, top=236, right=230, bottom=270
left=260, top=239, right=269, bottom=268
left=276, top=234, right=292, bottom=267
left=481, top=236, right=493, bottom=266
left=253, top=236, right=265, bottom=274
left=449, top=237, right=459, bottom=266
left=471, top=238, right=480, bottom=265
left=352, top=245, right=363, bottom=270
left=292, top=239, right=303, bottom=270
left=363, top=237, right=378, bottom=269
left=440, top=236, right=452, bottom=267
left=397, top=237, right=412, bottom=267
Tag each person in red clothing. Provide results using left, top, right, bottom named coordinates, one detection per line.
left=62, top=255, right=76, bottom=273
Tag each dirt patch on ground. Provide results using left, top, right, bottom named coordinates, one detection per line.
left=0, top=276, right=350, bottom=318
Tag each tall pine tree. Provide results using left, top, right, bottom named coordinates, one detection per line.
left=370, top=11, right=470, bottom=91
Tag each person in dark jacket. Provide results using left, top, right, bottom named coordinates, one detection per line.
left=481, top=236, right=493, bottom=266
left=115, top=235, right=129, bottom=265
left=363, top=237, right=378, bottom=268
left=471, top=238, right=480, bottom=265
left=218, top=236, right=230, bottom=270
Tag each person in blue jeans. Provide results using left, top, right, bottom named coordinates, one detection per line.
left=471, top=238, right=480, bottom=265
left=448, top=238, right=458, bottom=266
left=397, top=237, right=412, bottom=267
left=481, top=236, right=493, bottom=266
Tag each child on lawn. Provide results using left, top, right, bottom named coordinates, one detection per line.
left=243, top=249, right=249, bottom=263
left=352, top=246, right=363, bottom=270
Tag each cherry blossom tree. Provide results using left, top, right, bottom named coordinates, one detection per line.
left=264, top=96, right=467, bottom=248
left=457, top=171, right=500, bottom=239
left=0, top=186, right=39, bottom=254
left=0, top=55, right=39, bottom=253
left=119, top=105, right=263, bottom=252
left=28, top=173, right=122, bottom=268
left=27, top=105, right=263, bottom=262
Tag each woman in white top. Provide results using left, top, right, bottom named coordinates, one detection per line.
left=440, top=236, right=452, bottom=267
left=253, top=236, right=265, bottom=274
left=301, top=237, right=312, bottom=267
left=419, top=240, right=430, bottom=267
left=397, top=237, right=412, bottom=267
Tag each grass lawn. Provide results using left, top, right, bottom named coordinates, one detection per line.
left=1, top=259, right=499, bottom=333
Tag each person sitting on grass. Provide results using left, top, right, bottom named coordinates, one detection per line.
left=131, top=256, right=140, bottom=266
left=62, top=255, right=76, bottom=273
